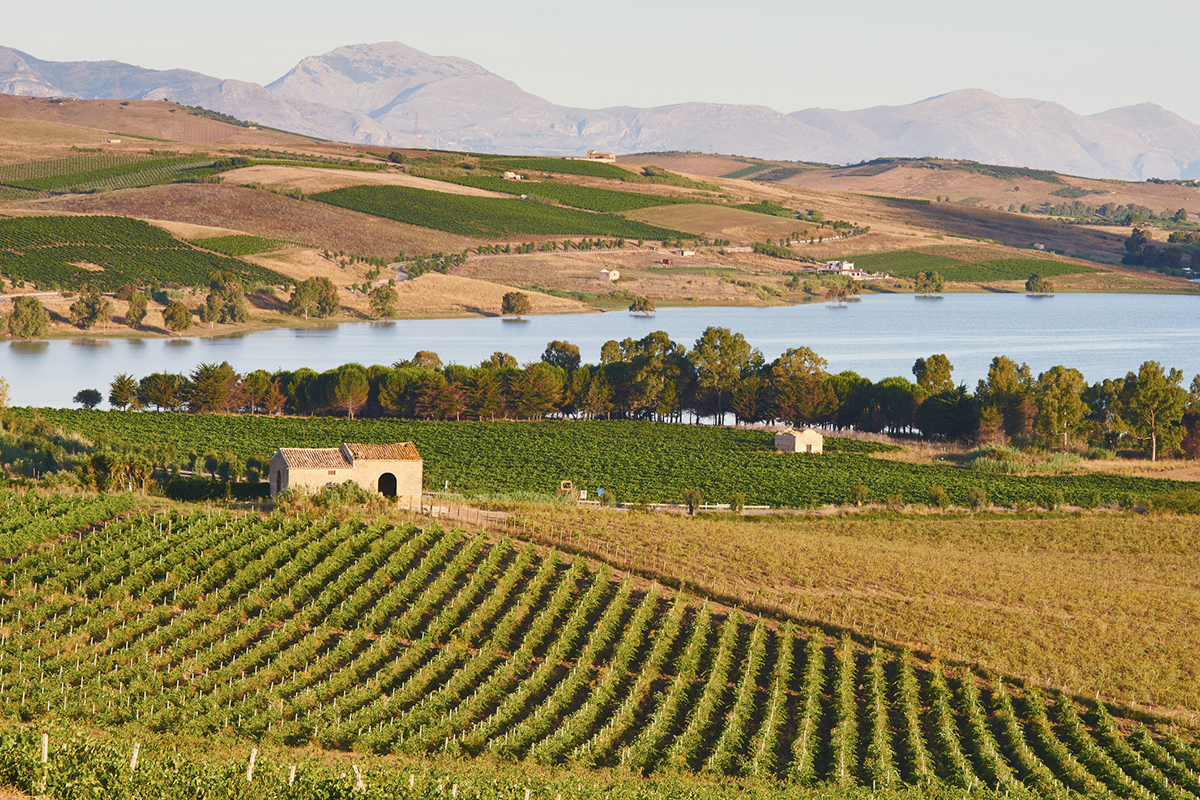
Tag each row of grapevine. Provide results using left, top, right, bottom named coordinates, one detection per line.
left=26, top=411, right=1186, bottom=511
left=0, top=155, right=219, bottom=194
left=0, top=498, right=1195, bottom=798
left=0, top=216, right=288, bottom=291
left=441, top=176, right=695, bottom=213
left=312, top=185, right=691, bottom=240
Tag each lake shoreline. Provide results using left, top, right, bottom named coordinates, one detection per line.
left=10, top=283, right=1199, bottom=343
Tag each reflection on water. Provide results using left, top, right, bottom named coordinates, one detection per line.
left=9, top=341, right=49, bottom=356
left=2, top=293, right=1198, bottom=408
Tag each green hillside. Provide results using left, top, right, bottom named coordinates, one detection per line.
left=0, top=216, right=288, bottom=291
left=312, top=185, right=692, bottom=240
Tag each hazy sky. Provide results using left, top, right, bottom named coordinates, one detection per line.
left=9, top=0, right=1200, bottom=123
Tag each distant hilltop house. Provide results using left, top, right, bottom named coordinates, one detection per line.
left=600, top=268, right=620, bottom=282
left=673, top=249, right=696, bottom=257
left=268, top=442, right=422, bottom=502
left=818, top=260, right=869, bottom=280
left=566, top=150, right=616, bottom=163
left=502, top=171, right=524, bottom=181
left=775, top=427, right=824, bottom=454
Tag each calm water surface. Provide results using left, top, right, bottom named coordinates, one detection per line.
left=6, top=293, right=1198, bottom=408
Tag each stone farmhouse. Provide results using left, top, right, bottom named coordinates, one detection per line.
left=774, top=427, right=824, bottom=454
left=268, top=442, right=422, bottom=502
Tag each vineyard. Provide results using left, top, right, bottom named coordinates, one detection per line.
left=24, top=411, right=1189, bottom=509
left=0, top=154, right=223, bottom=195
left=193, top=235, right=297, bottom=257
left=850, top=250, right=1098, bottom=282
left=0, top=498, right=1196, bottom=798
left=0, top=216, right=288, bottom=292
left=312, top=185, right=691, bottom=240
left=442, top=176, right=696, bottom=213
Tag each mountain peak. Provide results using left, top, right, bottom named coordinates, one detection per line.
left=266, top=41, right=496, bottom=115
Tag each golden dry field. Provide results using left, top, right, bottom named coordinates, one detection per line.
left=511, top=505, right=1200, bottom=720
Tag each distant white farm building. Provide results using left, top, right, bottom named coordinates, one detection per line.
left=600, top=269, right=620, bottom=282
left=503, top=171, right=524, bottom=181
left=818, top=260, right=870, bottom=280
left=775, top=427, right=824, bottom=454
left=268, top=442, right=422, bottom=502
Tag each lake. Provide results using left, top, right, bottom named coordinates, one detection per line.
left=5, top=292, right=1198, bottom=408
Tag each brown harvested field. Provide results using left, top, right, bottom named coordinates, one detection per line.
left=220, top=164, right=510, bottom=197
left=28, top=184, right=476, bottom=257
left=618, top=152, right=799, bottom=178
left=0, top=116, right=109, bottom=164
left=626, top=203, right=808, bottom=241
left=0, top=95, right=317, bottom=150
left=786, top=163, right=1200, bottom=217
left=387, top=273, right=591, bottom=317
left=455, top=250, right=781, bottom=306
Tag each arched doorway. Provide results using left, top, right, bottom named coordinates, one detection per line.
left=377, top=472, right=397, bottom=497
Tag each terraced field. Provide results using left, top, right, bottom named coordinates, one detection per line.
left=1, top=499, right=1196, bottom=797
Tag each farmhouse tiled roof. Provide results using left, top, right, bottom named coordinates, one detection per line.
left=343, top=442, right=422, bottom=461
left=277, top=448, right=352, bottom=470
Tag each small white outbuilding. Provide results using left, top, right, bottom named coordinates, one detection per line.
left=774, top=427, right=824, bottom=454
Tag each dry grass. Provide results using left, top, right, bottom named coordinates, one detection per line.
left=220, top=164, right=509, bottom=197
left=0, top=95, right=317, bottom=150
left=455, top=249, right=778, bottom=305
left=512, top=505, right=1200, bottom=720
left=626, top=203, right=805, bottom=240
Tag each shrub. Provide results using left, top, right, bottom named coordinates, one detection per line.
left=967, top=486, right=987, bottom=510
left=850, top=484, right=869, bottom=506
left=929, top=485, right=949, bottom=508
left=682, top=488, right=703, bottom=515
left=730, top=492, right=745, bottom=513
left=312, top=479, right=374, bottom=508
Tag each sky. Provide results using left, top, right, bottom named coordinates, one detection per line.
left=8, top=0, right=1200, bottom=124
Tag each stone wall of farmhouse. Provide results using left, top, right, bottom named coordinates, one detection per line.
left=268, top=452, right=422, bottom=501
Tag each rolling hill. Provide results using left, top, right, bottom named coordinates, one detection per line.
left=4, top=42, right=1200, bottom=180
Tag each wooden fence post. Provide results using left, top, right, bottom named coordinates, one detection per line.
left=289, top=764, right=296, bottom=786
left=352, top=764, right=365, bottom=790
left=130, top=742, right=140, bottom=773
left=246, top=747, right=257, bottom=782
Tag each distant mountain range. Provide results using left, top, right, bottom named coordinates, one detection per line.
left=4, top=42, right=1200, bottom=181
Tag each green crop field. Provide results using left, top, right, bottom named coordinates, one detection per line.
left=0, top=153, right=223, bottom=195
left=441, top=176, right=695, bottom=213
left=851, top=250, right=1098, bottom=282
left=478, top=155, right=634, bottom=180
left=0, top=497, right=1194, bottom=797
left=26, top=411, right=1185, bottom=509
left=0, top=216, right=288, bottom=291
left=192, top=235, right=297, bottom=256
left=312, top=185, right=691, bottom=240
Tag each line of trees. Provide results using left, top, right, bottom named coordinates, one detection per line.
left=85, top=329, right=1200, bottom=460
